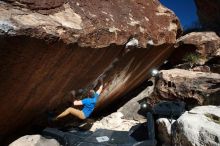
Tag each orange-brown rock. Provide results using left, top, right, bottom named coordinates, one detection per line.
left=0, top=0, right=181, bottom=142
left=155, top=69, right=220, bottom=106
left=170, top=32, right=220, bottom=68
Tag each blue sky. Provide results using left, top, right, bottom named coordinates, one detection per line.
left=160, top=0, right=198, bottom=29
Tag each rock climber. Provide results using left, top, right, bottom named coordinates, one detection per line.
left=54, top=79, right=103, bottom=120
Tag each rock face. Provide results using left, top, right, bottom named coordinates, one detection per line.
left=0, top=0, right=181, bottom=142
left=170, top=32, right=220, bottom=67
left=155, top=69, right=220, bottom=105
left=194, top=0, right=220, bottom=30
left=0, top=0, right=181, bottom=47
left=118, top=79, right=155, bottom=121
left=9, top=135, right=60, bottom=146
left=174, top=106, right=220, bottom=146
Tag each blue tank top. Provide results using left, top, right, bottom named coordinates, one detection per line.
left=82, top=93, right=99, bottom=118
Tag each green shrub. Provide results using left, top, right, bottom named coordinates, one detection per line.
left=182, top=53, right=200, bottom=64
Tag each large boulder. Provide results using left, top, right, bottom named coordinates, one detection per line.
left=174, top=106, right=220, bottom=146
left=0, top=0, right=181, bottom=143
left=154, top=69, right=220, bottom=106
left=194, top=0, right=220, bottom=31
left=170, top=32, right=220, bottom=68
left=9, top=135, right=60, bottom=146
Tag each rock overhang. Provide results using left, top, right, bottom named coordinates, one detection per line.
left=0, top=0, right=182, bottom=48
left=0, top=0, right=182, bottom=144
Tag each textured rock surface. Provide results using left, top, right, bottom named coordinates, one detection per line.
left=170, top=32, right=220, bottom=66
left=9, top=135, right=60, bottom=146
left=0, top=0, right=181, bottom=47
left=195, top=0, right=220, bottom=30
left=90, top=112, right=140, bottom=132
left=155, top=69, right=220, bottom=105
left=191, top=65, right=210, bottom=73
left=174, top=106, right=220, bottom=146
left=0, top=0, right=181, bottom=142
left=118, top=79, right=155, bottom=121
left=156, top=118, right=176, bottom=146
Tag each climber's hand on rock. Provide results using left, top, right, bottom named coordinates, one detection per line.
left=99, top=78, right=103, bottom=85
left=70, top=90, right=76, bottom=97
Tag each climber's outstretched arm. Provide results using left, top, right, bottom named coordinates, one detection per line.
left=96, top=85, right=103, bottom=95
left=96, top=79, right=103, bottom=95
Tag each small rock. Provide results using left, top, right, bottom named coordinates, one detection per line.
left=191, top=65, right=210, bottom=72
left=9, top=135, right=60, bottom=146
